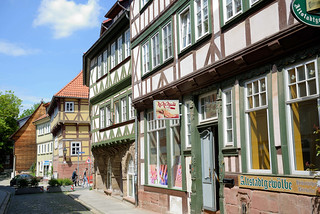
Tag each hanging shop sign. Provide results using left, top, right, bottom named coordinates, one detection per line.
left=291, top=0, right=320, bottom=27
left=239, top=175, right=320, bottom=196
left=153, top=100, right=180, bottom=119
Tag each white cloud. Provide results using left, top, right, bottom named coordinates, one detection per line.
left=33, top=0, right=101, bottom=39
left=0, top=41, right=40, bottom=56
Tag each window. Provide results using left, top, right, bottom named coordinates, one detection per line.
left=97, top=55, right=102, bottom=79
left=185, top=101, right=192, bottom=148
left=147, top=111, right=167, bottom=186
left=111, top=42, right=116, bottom=69
left=118, top=36, right=123, bottom=63
left=65, top=102, right=74, bottom=112
left=223, top=0, right=242, bottom=21
left=195, top=0, right=209, bottom=39
left=285, top=59, right=320, bottom=174
left=162, top=22, right=172, bottom=61
left=127, top=157, right=135, bottom=197
left=114, top=102, right=120, bottom=124
left=151, top=33, right=160, bottom=68
left=128, top=94, right=135, bottom=119
left=107, top=159, right=112, bottom=190
left=199, top=92, right=218, bottom=122
left=103, top=50, right=108, bottom=75
left=50, top=142, right=53, bottom=153
left=171, top=119, right=182, bottom=188
left=125, top=29, right=130, bottom=58
left=38, top=145, right=41, bottom=155
left=180, top=7, right=191, bottom=50
left=121, top=97, right=127, bottom=122
left=245, top=76, right=270, bottom=172
left=71, top=142, right=81, bottom=155
left=223, top=89, right=233, bottom=146
left=100, top=108, right=105, bottom=129
left=106, top=105, right=111, bottom=126
left=142, top=42, right=150, bottom=75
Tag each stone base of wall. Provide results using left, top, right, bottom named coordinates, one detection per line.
left=224, top=186, right=320, bottom=213
left=138, top=190, right=169, bottom=213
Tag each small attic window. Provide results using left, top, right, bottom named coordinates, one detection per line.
left=65, top=102, right=74, bottom=113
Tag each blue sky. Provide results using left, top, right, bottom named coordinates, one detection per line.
left=0, top=0, right=112, bottom=114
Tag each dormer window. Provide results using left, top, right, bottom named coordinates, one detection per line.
left=65, top=102, right=74, bottom=112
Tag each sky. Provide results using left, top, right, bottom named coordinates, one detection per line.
left=0, top=0, right=113, bottom=114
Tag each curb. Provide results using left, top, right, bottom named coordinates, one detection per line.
left=67, top=192, right=103, bottom=214
left=0, top=191, right=10, bottom=214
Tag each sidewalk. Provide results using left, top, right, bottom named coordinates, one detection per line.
left=68, top=187, right=156, bottom=214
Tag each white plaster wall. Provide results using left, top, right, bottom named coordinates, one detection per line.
left=180, top=54, right=194, bottom=77
left=140, top=163, right=145, bottom=185
left=140, top=136, right=144, bottom=159
left=150, top=2, right=154, bottom=21
left=132, top=19, right=138, bottom=38
left=132, top=0, right=139, bottom=18
left=154, top=1, right=159, bottom=19
left=165, top=0, right=170, bottom=8
left=250, top=3, right=279, bottom=44
left=142, top=80, right=146, bottom=96
left=90, top=88, right=94, bottom=99
left=170, top=196, right=182, bottom=214
left=134, top=84, right=140, bottom=99
left=152, top=73, right=161, bottom=91
left=224, top=22, right=246, bottom=56
left=196, top=43, right=211, bottom=70
left=224, top=157, right=229, bottom=172
left=147, top=78, right=151, bottom=94
left=214, top=37, right=221, bottom=61
left=163, top=67, right=174, bottom=84
left=133, top=46, right=141, bottom=81
left=159, top=0, right=164, bottom=13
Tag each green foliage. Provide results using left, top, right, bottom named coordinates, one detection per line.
left=30, top=177, right=39, bottom=187
left=29, top=162, right=36, bottom=176
left=49, top=178, right=73, bottom=186
left=17, top=178, right=29, bottom=188
left=19, top=103, right=41, bottom=119
left=48, top=178, right=59, bottom=187
left=62, top=178, right=73, bottom=186
left=0, top=90, right=22, bottom=167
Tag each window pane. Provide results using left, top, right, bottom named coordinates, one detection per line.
left=149, top=132, right=157, bottom=184
left=298, top=83, right=307, bottom=97
left=249, top=109, right=270, bottom=170
left=291, top=99, right=320, bottom=171
left=172, top=126, right=181, bottom=188
left=309, top=79, right=317, bottom=95
left=297, top=66, right=305, bottom=81
left=159, top=129, right=167, bottom=185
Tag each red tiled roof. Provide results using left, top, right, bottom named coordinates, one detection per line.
left=55, top=71, right=89, bottom=99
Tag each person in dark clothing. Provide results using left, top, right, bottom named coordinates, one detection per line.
left=72, top=168, right=78, bottom=186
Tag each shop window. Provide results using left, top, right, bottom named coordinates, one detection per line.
left=199, top=91, right=218, bottom=122
left=171, top=119, right=182, bottom=188
left=223, top=89, right=234, bottom=147
left=245, top=76, right=271, bottom=172
left=127, top=157, right=135, bottom=198
left=285, top=59, right=320, bottom=174
left=195, top=0, right=209, bottom=39
left=147, top=111, right=168, bottom=186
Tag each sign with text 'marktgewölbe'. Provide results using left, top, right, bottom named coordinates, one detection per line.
left=291, top=0, right=320, bottom=27
left=154, top=100, right=180, bottom=120
left=239, top=175, right=319, bottom=196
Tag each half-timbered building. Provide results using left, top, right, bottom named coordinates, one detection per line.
left=130, top=0, right=320, bottom=213
left=83, top=0, right=136, bottom=202
left=48, top=71, right=90, bottom=179
left=10, top=102, right=47, bottom=175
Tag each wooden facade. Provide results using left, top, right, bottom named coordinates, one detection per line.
left=48, top=72, right=91, bottom=179
left=83, top=0, right=136, bottom=202
left=10, top=103, right=47, bottom=173
left=130, top=0, right=320, bottom=213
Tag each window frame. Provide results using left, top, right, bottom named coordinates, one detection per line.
left=223, top=0, right=243, bottom=23
left=103, top=50, right=108, bottom=76
left=170, top=119, right=182, bottom=189
left=222, top=88, right=234, bottom=147
left=284, top=58, right=320, bottom=175
left=65, top=102, right=74, bottom=113
left=97, top=54, right=102, bottom=79
left=245, top=75, right=272, bottom=173
left=128, top=94, right=135, bottom=120
left=111, top=42, right=116, bottom=69
left=71, top=142, right=81, bottom=156
left=121, top=97, right=127, bottom=122
left=162, top=21, right=172, bottom=62
left=118, top=36, right=123, bottom=63
left=114, top=101, right=120, bottom=124
left=142, top=41, right=150, bottom=76
left=184, top=100, right=192, bottom=148
left=100, top=107, right=105, bottom=129
left=127, top=157, right=135, bottom=198
left=179, top=6, right=192, bottom=51
left=194, top=0, right=209, bottom=40
left=198, top=91, right=218, bottom=123
left=125, top=29, right=130, bottom=58
left=151, top=32, right=160, bottom=69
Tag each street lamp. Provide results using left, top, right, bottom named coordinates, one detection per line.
left=63, top=147, right=67, bottom=163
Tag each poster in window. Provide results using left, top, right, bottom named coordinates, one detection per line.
left=154, top=100, right=180, bottom=119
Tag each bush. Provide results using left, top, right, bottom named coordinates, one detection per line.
left=30, top=177, right=39, bottom=187
left=17, top=178, right=29, bottom=188
left=62, top=178, right=73, bottom=186
left=48, top=178, right=59, bottom=187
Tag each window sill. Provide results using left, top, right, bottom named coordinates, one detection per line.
left=142, top=57, right=174, bottom=80
left=222, top=147, right=239, bottom=157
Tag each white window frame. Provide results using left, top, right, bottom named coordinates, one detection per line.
left=38, top=145, right=41, bottom=155
left=100, top=107, right=105, bottom=129
left=50, top=142, right=53, bottom=153
left=125, top=29, right=130, bottom=58
left=103, top=50, right=108, bottom=75
left=285, top=58, right=320, bottom=175
left=114, top=102, right=120, bottom=124
left=198, top=91, right=218, bottom=123
left=65, top=102, right=74, bottom=113
left=118, top=36, right=123, bottom=63
left=151, top=33, right=160, bottom=69
left=162, top=22, right=172, bottom=61
left=222, top=88, right=234, bottom=147
left=106, top=105, right=111, bottom=126
left=111, top=42, right=116, bottom=69
left=245, top=76, right=271, bottom=173
left=170, top=119, right=182, bottom=189
left=121, top=97, right=127, bottom=122
left=71, top=142, right=81, bottom=156
left=142, top=42, right=150, bottom=75
left=184, top=100, right=192, bottom=148
left=97, top=54, right=102, bottom=79
left=179, top=6, right=191, bottom=50
left=223, top=0, right=242, bottom=22
left=128, top=94, right=135, bottom=119
left=194, top=0, right=209, bottom=40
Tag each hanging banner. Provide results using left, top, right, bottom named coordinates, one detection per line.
left=239, top=175, right=320, bottom=196
left=291, top=0, right=320, bottom=27
left=153, top=100, right=180, bottom=119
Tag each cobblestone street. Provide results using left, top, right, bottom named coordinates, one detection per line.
left=8, top=192, right=93, bottom=214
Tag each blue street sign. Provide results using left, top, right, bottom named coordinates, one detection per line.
left=78, top=151, right=85, bottom=154
left=44, top=161, right=50, bottom=166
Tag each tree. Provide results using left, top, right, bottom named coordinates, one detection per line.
left=0, top=90, right=22, bottom=170
left=19, top=103, right=41, bottom=119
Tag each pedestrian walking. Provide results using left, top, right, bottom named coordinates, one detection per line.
left=72, top=168, right=78, bottom=186
left=82, top=168, right=88, bottom=187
